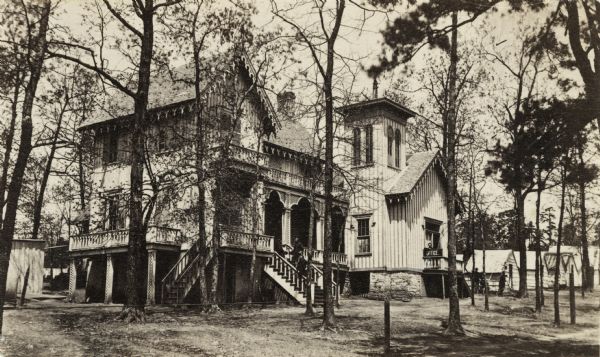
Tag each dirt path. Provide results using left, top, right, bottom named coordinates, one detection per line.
left=0, top=290, right=597, bottom=356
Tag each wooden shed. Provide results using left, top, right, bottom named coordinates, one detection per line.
left=5, top=239, right=45, bottom=301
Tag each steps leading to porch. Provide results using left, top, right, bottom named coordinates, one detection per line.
left=264, top=252, right=332, bottom=305
left=161, top=240, right=214, bottom=305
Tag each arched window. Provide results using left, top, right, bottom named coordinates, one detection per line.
left=387, top=126, right=393, bottom=156
left=395, top=128, right=401, bottom=167
left=353, top=127, right=361, bottom=166
left=365, top=125, right=373, bottom=164
left=387, top=126, right=393, bottom=166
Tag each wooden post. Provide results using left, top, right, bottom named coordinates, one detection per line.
left=570, top=270, right=576, bottom=325
left=146, top=249, right=157, bottom=305
left=441, top=274, right=445, bottom=300
left=19, top=266, right=30, bottom=307
left=68, top=258, right=77, bottom=302
left=384, top=298, right=390, bottom=353
left=104, top=254, right=114, bottom=304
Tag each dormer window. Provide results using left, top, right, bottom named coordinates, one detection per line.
left=365, top=125, right=373, bottom=164
left=395, top=129, right=401, bottom=167
left=353, top=127, right=361, bottom=166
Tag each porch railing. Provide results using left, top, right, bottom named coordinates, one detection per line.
left=301, top=248, right=347, bottom=266
left=265, top=168, right=345, bottom=196
left=69, top=226, right=180, bottom=251
left=210, top=143, right=268, bottom=167
left=220, top=227, right=274, bottom=252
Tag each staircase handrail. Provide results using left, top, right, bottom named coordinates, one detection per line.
left=309, top=262, right=338, bottom=288
left=161, top=236, right=212, bottom=287
left=271, top=251, right=307, bottom=292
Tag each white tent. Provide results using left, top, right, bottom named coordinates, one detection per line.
left=464, top=250, right=518, bottom=291
left=513, top=251, right=548, bottom=290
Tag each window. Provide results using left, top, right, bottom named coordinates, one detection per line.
left=352, top=127, right=361, bottom=166
left=395, top=129, right=401, bottom=167
left=387, top=126, right=393, bottom=166
left=357, top=217, right=370, bottom=254
left=425, top=220, right=441, bottom=250
left=157, top=127, right=167, bottom=151
left=105, top=196, right=127, bottom=230
left=102, top=132, right=119, bottom=164
left=365, top=125, right=373, bottom=164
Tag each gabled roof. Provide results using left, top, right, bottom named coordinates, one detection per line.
left=464, top=249, right=516, bottom=273
left=386, top=150, right=442, bottom=196
left=336, top=97, right=417, bottom=119
left=79, top=53, right=278, bottom=131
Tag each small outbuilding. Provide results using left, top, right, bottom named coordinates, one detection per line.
left=464, top=249, right=518, bottom=292
left=6, top=239, right=45, bottom=301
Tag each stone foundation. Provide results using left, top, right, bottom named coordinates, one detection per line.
left=367, top=271, right=425, bottom=300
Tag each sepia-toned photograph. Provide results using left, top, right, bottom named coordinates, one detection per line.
left=0, top=0, right=598, bottom=355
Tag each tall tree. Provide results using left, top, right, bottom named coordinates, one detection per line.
left=50, top=0, right=181, bottom=321
left=0, top=0, right=52, bottom=334
left=272, top=0, right=346, bottom=328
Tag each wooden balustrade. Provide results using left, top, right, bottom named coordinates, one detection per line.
left=220, top=228, right=274, bottom=252
left=270, top=252, right=305, bottom=293
left=69, top=226, right=180, bottom=251
left=265, top=168, right=345, bottom=196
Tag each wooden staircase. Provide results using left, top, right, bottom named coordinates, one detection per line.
left=263, top=252, right=336, bottom=305
left=161, top=239, right=214, bottom=304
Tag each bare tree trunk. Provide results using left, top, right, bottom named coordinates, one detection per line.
left=516, top=194, right=528, bottom=298
left=0, top=0, right=51, bottom=334
left=535, top=169, right=542, bottom=312
left=481, top=213, right=489, bottom=311
left=305, top=189, right=316, bottom=316
left=0, top=69, right=22, bottom=229
left=444, top=11, right=464, bottom=336
left=554, top=166, right=567, bottom=327
left=322, top=0, right=346, bottom=329
left=468, top=165, right=475, bottom=306
left=193, top=38, right=208, bottom=308
left=121, top=1, right=156, bottom=322
left=577, top=146, right=590, bottom=295
left=32, top=95, right=68, bottom=240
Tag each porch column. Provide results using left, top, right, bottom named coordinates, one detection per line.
left=282, top=207, right=291, bottom=247
left=316, top=217, right=324, bottom=251
left=68, top=258, right=77, bottom=301
left=104, top=254, right=114, bottom=304
left=256, top=181, right=265, bottom=235
left=146, top=249, right=157, bottom=305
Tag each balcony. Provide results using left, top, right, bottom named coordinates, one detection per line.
left=265, top=168, right=346, bottom=197
left=220, top=227, right=274, bottom=253
left=302, top=248, right=348, bottom=266
left=210, top=143, right=268, bottom=168
left=69, top=226, right=180, bottom=252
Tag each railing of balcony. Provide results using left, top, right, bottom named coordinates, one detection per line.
left=69, top=226, right=180, bottom=251
left=265, top=168, right=345, bottom=196
left=209, top=143, right=267, bottom=167
left=220, top=227, right=274, bottom=252
left=301, top=248, right=347, bottom=266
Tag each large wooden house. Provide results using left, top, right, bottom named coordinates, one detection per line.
left=67, top=56, right=459, bottom=305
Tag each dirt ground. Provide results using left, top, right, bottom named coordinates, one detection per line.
left=0, top=289, right=597, bottom=357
